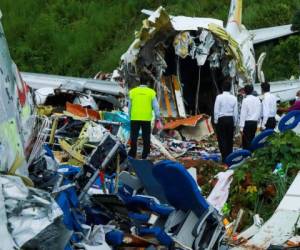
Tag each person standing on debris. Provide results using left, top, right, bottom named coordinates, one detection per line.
left=287, top=90, right=300, bottom=112
left=261, top=82, right=277, bottom=130
left=214, top=80, right=238, bottom=163
left=128, top=75, right=160, bottom=159
left=239, top=85, right=262, bottom=150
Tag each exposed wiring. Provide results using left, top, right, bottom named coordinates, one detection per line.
left=27, top=115, right=50, bottom=166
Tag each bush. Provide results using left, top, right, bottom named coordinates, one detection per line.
left=292, top=9, right=300, bottom=31
left=228, top=131, right=300, bottom=229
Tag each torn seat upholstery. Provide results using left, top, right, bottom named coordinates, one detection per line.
left=152, top=160, right=225, bottom=249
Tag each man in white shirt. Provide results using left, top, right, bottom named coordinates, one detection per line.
left=239, top=85, right=262, bottom=150
left=214, top=80, right=238, bottom=163
left=261, top=82, right=277, bottom=130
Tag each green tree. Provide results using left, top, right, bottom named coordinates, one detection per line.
left=292, top=9, right=300, bottom=31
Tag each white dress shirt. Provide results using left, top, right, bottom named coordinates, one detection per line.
left=214, top=91, right=238, bottom=125
left=261, top=92, right=277, bottom=128
left=239, top=95, right=262, bottom=128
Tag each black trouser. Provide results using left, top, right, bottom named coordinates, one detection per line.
left=128, top=120, right=151, bottom=159
left=242, top=121, right=258, bottom=150
left=265, top=117, right=276, bottom=130
left=216, top=116, right=234, bottom=163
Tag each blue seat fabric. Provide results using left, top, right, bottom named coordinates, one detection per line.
left=225, top=149, right=251, bottom=166
left=152, top=160, right=209, bottom=217
left=128, top=157, right=168, bottom=203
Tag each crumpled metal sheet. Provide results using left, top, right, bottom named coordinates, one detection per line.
left=173, top=32, right=194, bottom=58
left=159, top=75, right=184, bottom=118
left=208, top=51, right=220, bottom=68
left=208, top=23, right=248, bottom=80
left=23, top=217, right=72, bottom=250
left=73, top=95, right=98, bottom=110
left=35, top=87, right=55, bottom=105
left=0, top=184, right=17, bottom=249
left=180, top=117, right=214, bottom=141
left=120, top=6, right=173, bottom=86
left=174, top=30, right=215, bottom=66
left=0, top=22, right=35, bottom=179
left=170, top=16, right=223, bottom=31
left=74, top=225, right=114, bottom=249
left=190, top=30, right=215, bottom=66
left=141, top=9, right=224, bottom=31
left=163, top=114, right=205, bottom=130
left=228, top=59, right=237, bottom=77
left=66, top=102, right=100, bottom=120
left=0, top=119, right=29, bottom=176
left=0, top=175, right=64, bottom=248
left=121, top=6, right=172, bottom=67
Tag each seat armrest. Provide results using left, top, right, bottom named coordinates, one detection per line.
left=149, top=201, right=174, bottom=216
left=128, top=212, right=150, bottom=222
left=127, top=195, right=174, bottom=216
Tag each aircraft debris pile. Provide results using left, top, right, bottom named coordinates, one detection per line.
left=1, top=90, right=227, bottom=249
left=3, top=78, right=298, bottom=249
left=2, top=2, right=300, bottom=250
left=0, top=59, right=228, bottom=249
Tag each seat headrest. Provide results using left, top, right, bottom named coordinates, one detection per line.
left=153, top=160, right=209, bottom=216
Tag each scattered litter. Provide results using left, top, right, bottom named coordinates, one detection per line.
left=207, top=170, right=234, bottom=212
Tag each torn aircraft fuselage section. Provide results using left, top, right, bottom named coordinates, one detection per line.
left=0, top=18, right=35, bottom=177
left=121, top=7, right=254, bottom=118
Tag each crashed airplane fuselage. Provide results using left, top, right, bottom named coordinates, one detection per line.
left=0, top=11, right=35, bottom=180
left=120, top=0, right=298, bottom=118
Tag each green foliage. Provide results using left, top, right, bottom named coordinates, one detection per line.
left=256, top=36, right=300, bottom=80
left=1, top=0, right=300, bottom=79
left=228, top=131, right=300, bottom=229
left=292, top=9, right=300, bottom=31
left=243, top=1, right=295, bottom=29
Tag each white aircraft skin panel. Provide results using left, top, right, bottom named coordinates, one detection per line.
left=254, top=80, right=300, bottom=102
left=0, top=18, right=34, bottom=176
left=239, top=35, right=256, bottom=83
left=0, top=26, right=13, bottom=122
left=227, top=0, right=242, bottom=26
left=21, top=72, right=126, bottom=96
left=225, top=0, right=256, bottom=84
left=170, top=16, right=224, bottom=30
left=141, top=9, right=224, bottom=30
left=226, top=0, right=242, bottom=33
left=250, top=24, right=297, bottom=44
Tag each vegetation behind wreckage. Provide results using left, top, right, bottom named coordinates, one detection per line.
left=1, top=0, right=300, bottom=80
left=228, top=130, right=300, bottom=229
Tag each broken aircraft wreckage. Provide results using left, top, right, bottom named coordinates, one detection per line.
left=1, top=0, right=300, bottom=249
left=22, top=1, right=300, bottom=119
left=120, top=3, right=299, bottom=118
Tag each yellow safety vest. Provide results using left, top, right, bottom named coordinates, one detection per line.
left=129, top=86, right=156, bottom=121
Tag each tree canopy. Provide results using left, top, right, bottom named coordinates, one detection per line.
left=1, top=0, right=300, bottom=80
